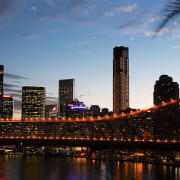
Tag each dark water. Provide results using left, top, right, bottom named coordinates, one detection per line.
left=0, top=155, right=179, bottom=180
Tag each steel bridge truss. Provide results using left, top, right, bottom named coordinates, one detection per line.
left=0, top=99, right=179, bottom=144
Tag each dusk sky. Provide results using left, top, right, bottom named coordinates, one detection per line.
left=1, top=0, right=180, bottom=119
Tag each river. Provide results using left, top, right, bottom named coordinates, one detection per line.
left=0, top=155, right=179, bottom=180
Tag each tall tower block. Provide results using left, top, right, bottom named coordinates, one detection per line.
left=113, top=46, right=129, bottom=114
left=22, top=86, right=46, bottom=120
left=59, top=79, right=75, bottom=117
left=0, top=65, right=4, bottom=118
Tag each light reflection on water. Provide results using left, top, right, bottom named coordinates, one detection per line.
left=0, top=155, right=179, bottom=180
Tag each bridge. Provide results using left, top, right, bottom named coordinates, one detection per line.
left=0, top=98, right=180, bottom=151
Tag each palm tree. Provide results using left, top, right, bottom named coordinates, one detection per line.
left=155, top=0, right=180, bottom=32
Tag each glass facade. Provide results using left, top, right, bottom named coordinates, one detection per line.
left=0, top=65, right=4, bottom=118
left=113, top=46, right=129, bottom=114
left=22, top=86, right=45, bottom=120
left=3, top=95, right=13, bottom=119
left=59, top=79, right=75, bottom=117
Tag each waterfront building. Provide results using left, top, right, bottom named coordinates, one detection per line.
left=113, top=46, right=129, bottom=114
left=59, top=79, right=75, bottom=118
left=90, top=105, right=100, bottom=117
left=3, top=95, right=13, bottom=119
left=22, top=86, right=46, bottom=120
left=101, top=108, right=109, bottom=117
left=0, top=65, right=4, bottom=118
left=66, top=100, right=91, bottom=119
left=154, top=75, right=179, bottom=105
left=45, top=105, right=57, bottom=119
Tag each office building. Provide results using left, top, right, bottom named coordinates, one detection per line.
left=59, top=79, right=75, bottom=117
left=113, top=46, right=129, bottom=114
left=45, top=105, right=57, bottom=119
left=22, top=86, right=46, bottom=120
left=154, top=75, right=179, bottom=105
left=90, top=105, right=100, bottom=117
left=0, top=65, right=4, bottom=118
left=3, top=95, right=13, bottom=119
left=66, top=100, right=91, bottom=119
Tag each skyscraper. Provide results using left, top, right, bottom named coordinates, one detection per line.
left=3, top=95, right=13, bottom=119
left=0, top=65, right=4, bottom=118
left=59, top=79, right=75, bottom=117
left=154, top=75, right=179, bottom=105
left=22, top=86, right=46, bottom=120
left=113, top=46, right=129, bottom=114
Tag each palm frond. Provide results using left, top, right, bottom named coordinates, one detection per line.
left=156, top=0, right=180, bottom=32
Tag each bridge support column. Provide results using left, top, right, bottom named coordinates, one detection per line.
left=87, top=147, right=93, bottom=158
left=67, top=147, right=72, bottom=156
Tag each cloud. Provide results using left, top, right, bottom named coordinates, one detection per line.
left=69, top=0, right=93, bottom=16
left=4, top=92, right=21, bottom=99
left=46, top=96, right=58, bottom=105
left=31, top=6, right=37, bottom=11
left=172, top=41, right=180, bottom=48
left=0, top=0, right=94, bottom=25
left=145, top=28, right=169, bottom=36
left=3, top=83, right=20, bottom=88
left=4, top=73, right=29, bottom=80
left=117, top=19, right=147, bottom=35
left=46, top=0, right=56, bottom=7
left=3, top=87, right=22, bottom=100
left=20, top=33, right=38, bottom=40
left=115, top=4, right=137, bottom=13
left=115, top=10, right=159, bottom=35
left=0, top=0, right=18, bottom=17
left=46, top=96, right=58, bottom=100
left=130, top=37, right=135, bottom=41
left=102, top=3, right=137, bottom=18
left=103, top=12, right=114, bottom=17
left=4, top=88, right=21, bottom=94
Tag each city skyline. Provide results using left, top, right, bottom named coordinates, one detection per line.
left=1, top=0, right=180, bottom=119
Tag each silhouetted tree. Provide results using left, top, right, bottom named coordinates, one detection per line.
left=156, top=0, right=180, bottom=32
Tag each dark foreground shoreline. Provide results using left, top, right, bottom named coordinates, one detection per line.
left=1, top=150, right=180, bottom=167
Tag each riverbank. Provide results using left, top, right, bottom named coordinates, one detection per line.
left=1, top=149, right=180, bottom=167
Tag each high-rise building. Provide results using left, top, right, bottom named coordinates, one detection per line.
left=90, top=105, right=100, bottom=117
left=0, top=65, right=4, bottom=118
left=45, top=105, right=57, bottom=119
left=3, top=95, right=13, bottom=119
left=154, top=75, right=179, bottom=105
left=22, top=86, right=46, bottom=120
left=59, top=79, right=75, bottom=117
left=113, top=46, right=129, bottom=114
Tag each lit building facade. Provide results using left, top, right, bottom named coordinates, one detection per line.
left=59, top=79, right=75, bottom=117
left=113, top=46, right=129, bottom=114
left=3, top=95, right=13, bottom=119
left=154, top=75, right=179, bottom=105
left=0, top=65, right=4, bottom=118
left=66, top=100, right=91, bottom=119
left=45, top=105, right=57, bottom=119
left=22, top=86, right=46, bottom=120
